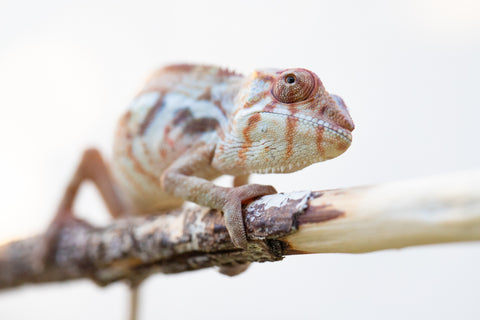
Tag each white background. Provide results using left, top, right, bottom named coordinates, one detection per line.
left=0, top=0, right=479, bottom=319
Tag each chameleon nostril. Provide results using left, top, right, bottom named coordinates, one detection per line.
left=335, top=114, right=355, bottom=132
left=329, top=94, right=354, bottom=131
left=344, top=118, right=355, bottom=131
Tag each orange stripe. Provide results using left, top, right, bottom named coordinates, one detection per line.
left=141, top=140, right=157, bottom=172
left=315, top=126, right=325, bottom=157
left=242, top=91, right=267, bottom=109
left=198, top=86, right=212, bottom=100
left=214, top=100, right=228, bottom=118
left=238, top=113, right=261, bottom=163
left=118, top=158, right=146, bottom=195
left=139, top=94, right=164, bottom=135
left=126, top=140, right=159, bottom=184
left=264, top=102, right=276, bottom=112
left=285, top=116, right=298, bottom=159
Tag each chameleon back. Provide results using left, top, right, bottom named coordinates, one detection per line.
left=111, top=64, right=354, bottom=215
left=112, top=65, right=243, bottom=213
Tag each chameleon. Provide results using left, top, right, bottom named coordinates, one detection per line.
left=40, top=63, right=354, bottom=319
left=45, top=63, right=354, bottom=265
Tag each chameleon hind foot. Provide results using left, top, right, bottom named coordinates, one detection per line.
left=36, top=148, right=129, bottom=270
left=34, top=208, right=92, bottom=272
left=218, top=263, right=251, bottom=276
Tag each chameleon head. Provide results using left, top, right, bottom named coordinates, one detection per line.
left=212, top=68, right=354, bottom=174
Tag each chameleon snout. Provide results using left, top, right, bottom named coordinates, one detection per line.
left=329, top=94, right=355, bottom=132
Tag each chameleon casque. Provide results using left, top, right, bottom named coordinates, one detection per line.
left=46, top=63, right=354, bottom=271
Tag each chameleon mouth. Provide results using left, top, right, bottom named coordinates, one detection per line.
left=251, top=159, right=318, bottom=174
left=258, top=111, right=353, bottom=142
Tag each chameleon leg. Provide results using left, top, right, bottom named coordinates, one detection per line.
left=162, top=144, right=276, bottom=249
left=218, top=174, right=252, bottom=276
left=38, top=148, right=139, bottom=320
left=56, top=148, right=128, bottom=218
left=233, top=174, right=250, bottom=187
left=40, top=148, right=129, bottom=264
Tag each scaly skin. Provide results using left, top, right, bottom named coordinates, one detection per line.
left=112, top=64, right=355, bottom=249
left=38, top=64, right=354, bottom=319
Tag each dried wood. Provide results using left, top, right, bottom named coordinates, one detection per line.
left=0, top=170, right=479, bottom=290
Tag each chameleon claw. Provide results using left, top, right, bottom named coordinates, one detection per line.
left=224, top=200, right=248, bottom=249
left=224, top=184, right=277, bottom=249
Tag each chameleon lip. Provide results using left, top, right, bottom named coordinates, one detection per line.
left=250, top=158, right=322, bottom=174
left=257, top=111, right=353, bottom=142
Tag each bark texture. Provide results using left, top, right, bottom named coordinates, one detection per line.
left=1, top=170, right=479, bottom=290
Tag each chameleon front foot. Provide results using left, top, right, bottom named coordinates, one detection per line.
left=223, top=184, right=277, bottom=249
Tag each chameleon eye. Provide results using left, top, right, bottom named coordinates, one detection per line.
left=285, top=74, right=296, bottom=84
left=273, top=70, right=315, bottom=103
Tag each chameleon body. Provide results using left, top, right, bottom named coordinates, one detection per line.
left=111, top=64, right=354, bottom=248
left=39, top=64, right=354, bottom=319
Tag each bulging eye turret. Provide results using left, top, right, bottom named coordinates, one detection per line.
left=272, top=69, right=316, bottom=103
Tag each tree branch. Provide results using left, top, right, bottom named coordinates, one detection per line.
left=1, top=170, right=479, bottom=290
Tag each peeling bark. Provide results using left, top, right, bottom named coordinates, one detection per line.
left=1, top=170, right=479, bottom=290
left=0, top=191, right=309, bottom=289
